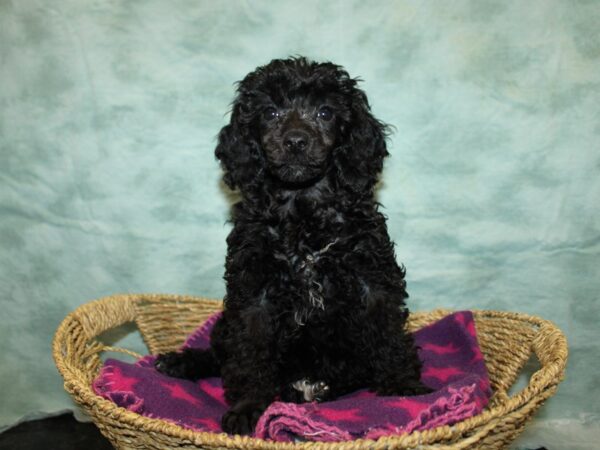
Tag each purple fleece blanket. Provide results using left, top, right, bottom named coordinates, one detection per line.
left=93, top=311, right=491, bottom=441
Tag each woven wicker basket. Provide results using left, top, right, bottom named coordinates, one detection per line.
left=53, top=294, right=567, bottom=450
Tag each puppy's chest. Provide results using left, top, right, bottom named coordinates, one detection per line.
left=267, top=217, right=342, bottom=307
left=268, top=219, right=340, bottom=273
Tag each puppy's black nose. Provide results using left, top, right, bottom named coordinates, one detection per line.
left=283, top=130, right=310, bottom=151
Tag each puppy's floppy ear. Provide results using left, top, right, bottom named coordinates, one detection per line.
left=215, top=102, right=265, bottom=193
left=333, top=89, right=389, bottom=194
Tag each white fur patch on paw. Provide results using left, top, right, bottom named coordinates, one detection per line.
left=291, top=378, right=330, bottom=401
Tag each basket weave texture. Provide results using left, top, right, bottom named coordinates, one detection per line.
left=53, top=294, right=567, bottom=450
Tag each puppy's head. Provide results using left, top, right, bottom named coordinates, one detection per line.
left=216, top=57, right=389, bottom=195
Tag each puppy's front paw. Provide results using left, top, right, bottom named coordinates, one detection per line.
left=221, top=399, right=266, bottom=435
left=288, top=379, right=330, bottom=402
left=310, top=380, right=330, bottom=401
left=154, top=352, right=190, bottom=379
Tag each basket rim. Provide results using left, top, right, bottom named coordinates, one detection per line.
left=52, top=293, right=568, bottom=450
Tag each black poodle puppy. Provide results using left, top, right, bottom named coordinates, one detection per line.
left=156, top=57, right=430, bottom=435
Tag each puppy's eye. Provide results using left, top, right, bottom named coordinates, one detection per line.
left=317, top=106, right=333, bottom=121
left=263, top=107, right=279, bottom=121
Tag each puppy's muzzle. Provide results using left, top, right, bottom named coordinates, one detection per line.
left=283, top=130, right=311, bottom=152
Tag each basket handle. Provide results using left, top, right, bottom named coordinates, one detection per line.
left=504, top=321, right=568, bottom=405
left=73, top=294, right=139, bottom=338
left=53, top=295, right=145, bottom=382
left=81, top=344, right=143, bottom=361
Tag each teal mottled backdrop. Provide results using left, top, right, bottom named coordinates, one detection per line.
left=1, top=1, right=599, bottom=448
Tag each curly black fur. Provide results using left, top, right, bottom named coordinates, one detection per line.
left=156, top=57, right=430, bottom=435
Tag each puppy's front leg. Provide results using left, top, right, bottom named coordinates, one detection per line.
left=218, top=308, right=282, bottom=435
left=221, top=397, right=272, bottom=436
left=221, top=360, right=280, bottom=435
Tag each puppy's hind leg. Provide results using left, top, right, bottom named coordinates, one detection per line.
left=155, top=348, right=219, bottom=380
left=371, top=339, right=433, bottom=396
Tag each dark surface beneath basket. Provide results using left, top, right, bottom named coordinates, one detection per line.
left=0, top=413, right=549, bottom=450
left=0, top=413, right=112, bottom=450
